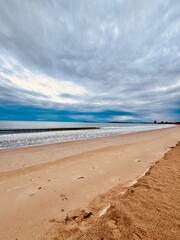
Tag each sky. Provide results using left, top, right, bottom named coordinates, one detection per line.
left=0, top=0, right=180, bottom=122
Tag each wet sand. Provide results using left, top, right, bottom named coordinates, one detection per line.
left=0, top=126, right=179, bottom=239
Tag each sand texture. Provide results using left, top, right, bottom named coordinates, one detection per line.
left=43, top=141, right=180, bottom=240
left=0, top=126, right=179, bottom=239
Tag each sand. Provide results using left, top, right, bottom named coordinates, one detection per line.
left=44, top=141, right=180, bottom=240
left=0, top=126, right=179, bottom=239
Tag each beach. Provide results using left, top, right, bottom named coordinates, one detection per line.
left=0, top=126, right=180, bottom=239
left=44, top=133, right=180, bottom=240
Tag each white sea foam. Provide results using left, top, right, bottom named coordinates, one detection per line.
left=0, top=123, right=174, bottom=149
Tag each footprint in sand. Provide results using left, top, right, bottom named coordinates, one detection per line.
left=72, top=175, right=86, bottom=181
left=20, top=190, right=36, bottom=199
left=76, top=176, right=84, bottom=180
left=135, top=159, right=141, bottom=163
left=28, top=192, right=35, bottom=197
left=47, top=178, right=57, bottom=182
left=60, top=194, right=68, bottom=201
left=29, top=177, right=41, bottom=182
left=25, top=186, right=42, bottom=197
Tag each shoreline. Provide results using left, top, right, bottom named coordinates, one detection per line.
left=0, top=126, right=177, bottom=173
left=0, top=124, right=175, bottom=151
left=0, top=126, right=179, bottom=239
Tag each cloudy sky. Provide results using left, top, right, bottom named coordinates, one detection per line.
left=0, top=0, right=180, bottom=122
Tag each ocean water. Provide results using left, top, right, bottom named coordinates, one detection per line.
left=0, top=121, right=174, bottom=149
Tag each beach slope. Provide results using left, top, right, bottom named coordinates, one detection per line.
left=43, top=141, right=180, bottom=240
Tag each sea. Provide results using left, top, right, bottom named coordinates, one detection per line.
left=0, top=121, right=174, bottom=150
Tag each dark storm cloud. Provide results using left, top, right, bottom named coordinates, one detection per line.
left=0, top=0, right=180, bottom=121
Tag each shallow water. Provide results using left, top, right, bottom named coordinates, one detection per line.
left=0, top=121, right=174, bottom=149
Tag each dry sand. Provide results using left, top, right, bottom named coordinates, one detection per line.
left=0, top=126, right=179, bottom=239
left=44, top=140, right=180, bottom=240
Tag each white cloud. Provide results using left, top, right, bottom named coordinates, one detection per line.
left=111, top=116, right=138, bottom=121
left=0, top=55, right=87, bottom=105
left=0, top=0, right=179, bottom=121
